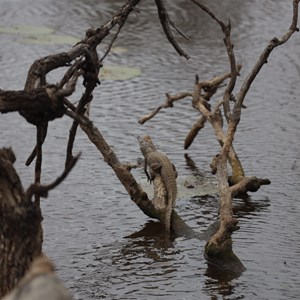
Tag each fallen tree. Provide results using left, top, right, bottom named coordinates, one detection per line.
left=0, top=0, right=299, bottom=297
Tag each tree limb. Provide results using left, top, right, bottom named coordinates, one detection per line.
left=155, top=0, right=190, bottom=59
left=139, top=92, right=192, bottom=124
left=235, top=0, right=299, bottom=120
left=25, top=153, right=81, bottom=203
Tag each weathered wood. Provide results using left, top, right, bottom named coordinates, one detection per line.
left=0, top=149, right=42, bottom=298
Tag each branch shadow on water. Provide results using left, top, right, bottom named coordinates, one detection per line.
left=124, top=220, right=177, bottom=251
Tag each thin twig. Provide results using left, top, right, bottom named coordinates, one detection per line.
left=34, top=125, right=44, bottom=205
left=58, top=58, right=85, bottom=89
left=235, top=0, right=299, bottom=115
left=155, top=0, right=190, bottom=59
left=168, top=17, right=190, bottom=41
left=190, top=0, right=226, bottom=29
left=221, top=20, right=238, bottom=122
left=65, top=110, right=90, bottom=126
left=139, top=92, right=192, bottom=124
left=100, top=24, right=123, bottom=62
left=25, top=153, right=81, bottom=202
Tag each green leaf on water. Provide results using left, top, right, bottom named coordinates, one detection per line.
left=100, top=65, right=141, bottom=81
left=22, top=34, right=79, bottom=45
left=0, top=24, right=79, bottom=45
left=0, top=25, right=54, bottom=36
left=111, top=46, right=128, bottom=54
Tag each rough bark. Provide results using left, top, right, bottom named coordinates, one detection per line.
left=0, top=149, right=42, bottom=298
left=0, top=0, right=298, bottom=291
left=0, top=0, right=191, bottom=235
left=0, top=148, right=78, bottom=298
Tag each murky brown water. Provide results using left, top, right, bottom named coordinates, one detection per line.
left=1, top=0, right=300, bottom=299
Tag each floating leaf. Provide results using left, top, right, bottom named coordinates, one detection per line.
left=100, top=65, right=141, bottom=81
left=22, top=34, right=79, bottom=45
left=0, top=24, right=79, bottom=45
left=111, top=46, right=128, bottom=54
left=0, top=25, right=54, bottom=36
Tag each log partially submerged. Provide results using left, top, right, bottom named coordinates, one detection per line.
left=0, top=0, right=299, bottom=296
left=139, top=0, right=299, bottom=270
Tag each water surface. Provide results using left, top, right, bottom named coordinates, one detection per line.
left=0, top=0, right=299, bottom=299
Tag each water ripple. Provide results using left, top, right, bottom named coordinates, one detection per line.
left=0, top=0, right=299, bottom=299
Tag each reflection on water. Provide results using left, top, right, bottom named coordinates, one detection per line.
left=0, top=0, right=300, bottom=299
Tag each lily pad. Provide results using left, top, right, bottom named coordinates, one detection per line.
left=0, top=24, right=79, bottom=45
left=100, top=65, right=141, bottom=81
left=0, top=25, right=54, bottom=36
left=111, top=46, right=128, bottom=54
left=22, top=34, right=79, bottom=45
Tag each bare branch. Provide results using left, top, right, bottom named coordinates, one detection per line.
left=235, top=0, right=299, bottom=117
left=67, top=114, right=158, bottom=219
left=184, top=116, right=207, bottom=149
left=25, top=153, right=81, bottom=203
left=138, top=92, right=192, bottom=124
left=190, top=0, right=226, bottom=29
left=221, top=20, right=238, bottom=121
left=168, top=17, right=190, bottom=41
left=230, top=176, right=271, bottom=197
left=155, top=0, right=190, bottom=59
left=58, top=58, right=85, bottom=89
left=56, top=70, right=83, bottom=98
left=191, top=0, right=239, bottom=121
left=64, top=109, right=90, bottom=126
left=100, top=24, right=123, bottom=62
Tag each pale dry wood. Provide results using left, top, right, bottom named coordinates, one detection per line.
left=155, top=0, right=190, bottom=59
left=198, top=0, right=299, bottom=269
left=139, top=92, right=192, bottom=124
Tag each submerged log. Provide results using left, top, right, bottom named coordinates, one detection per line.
left=205, top=151, right=245, bottom=272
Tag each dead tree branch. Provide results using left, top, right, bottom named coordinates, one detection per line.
left=25, top=153, right=80, bottom=203
left=154, top=0, right=190, bottom=59
left=0, top=148, right=42, bottom=297
left=192, top=0, right=298, bottom=270
left=234, top=0, right=299, bottom=118
left=0, top=146, right=79, bottom=298
left=139, top=92, right=192, bottom=124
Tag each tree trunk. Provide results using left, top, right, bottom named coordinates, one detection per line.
left=0, top=148, right=42, bottom=298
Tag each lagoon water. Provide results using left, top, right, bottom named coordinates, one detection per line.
left=0, top=0, right=299, bottom=299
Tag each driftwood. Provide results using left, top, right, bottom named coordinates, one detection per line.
left=139, top=0, right=299, bottom=270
